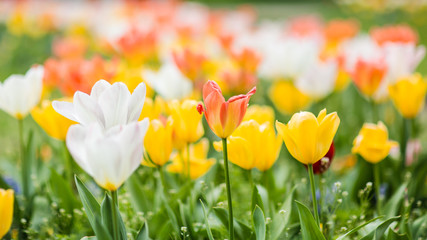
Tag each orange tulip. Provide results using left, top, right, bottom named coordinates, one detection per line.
left=351, top=59, right=387, bottom=97
left=197, top=80, right=256, bottom=138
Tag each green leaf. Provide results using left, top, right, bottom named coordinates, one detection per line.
left=253, top=205, right=266, bottom=240
left=411, top=214, right=427, bottom=238
left=383, top=183, right=407, bottom=218
left=136, top=221, right=150, bottom=240
left=360, top=216, right=401, bottom=240
left=162, top=195, right=180, bottom=234
left=386, top=228, right=409, bottom=240
left=75, top=175, right=100, bottom=227
left=75, top=176, right=112, bottom=240
left=295, top=201, right=326, bottom=240
left=271, top=185, right=297, bottom=240
left=200, top=200, right=214, bottom=240
left=252, top=185, right=265, bottom=214
left=336, top=216, right=382, bottom=240
left=101, top=194, right=114, bottom=236
left=48, top=168, right=80, bottom=214
left=126, top=174, right=152, bottom=212
left=212, top=207, right=252, bottom=240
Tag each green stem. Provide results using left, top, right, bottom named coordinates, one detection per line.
left=374, top=164, right=382, bottom=215
left=371, top=100, right=378, bottom=122
left=248, top=169, right=254, bottom=189
left=18, top=119, right=29, bottom=200
left=308, top=164, right=320, bottom=227
left=222, top=138, right=234, bottom=240
left=400, top=118, right=410, bottom=169
left=111, top=190, right=119, bottom=240
left=157, top=166, right=168, bottom=195
left=187, top=143, right=191, bottom=181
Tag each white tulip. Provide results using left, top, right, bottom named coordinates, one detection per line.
left=373, top=43, right=425, bottom=102
left=0, top=66, right=44, bottom=119
left=142, top=62, right=192, bottom=101
left=295, top=59, right=338, bottom=99
left=66, top=119, right=149, bottom=190
left=341, top=35, right=383, bottom=73
left=53, top=80, right=146, bottom=130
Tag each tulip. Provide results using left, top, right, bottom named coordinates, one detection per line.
left=197, top=80, right=255, bottom=240
left=352, top=121, right=398, bottom=214
left=143, top=118, right=173, bottom=167
left=169, top=100, right=204, bottom=149
left=276, top=109, right=340, bottom=165
left=269, top=80, right=311, bottom=115
left=53, top=80, right=146, bottom=130
left=214, top=120, right=282, bottom=171
left=31, top=99, right=76, bottom=140
left=352, top=121, right=398, bottom=164
left=66, top=120, right=149, bottom=191
left=0, top=189, right=14, bottom=239
left=167, top=139, right=215, bottom=180
left=388, top=74, right=427, bottom=119
left=276, top=109, right=340, bottom=226
left=295, top=59, right=338, bottom=99
left=371, top=25, right=418, bottom=45
left=0, top=66, right=44, bottom=119
left=351, top=59, right=387, bottom=98
left=243, top=105, right=275, bottom=125
left=142, top=62, right=193, bottom=101
left=197, top=80, right=256, bottom=139
left=139, top=96, right=166, bottom=121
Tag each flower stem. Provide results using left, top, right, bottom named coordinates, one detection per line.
left=111, top=190, right=119, bottom=240
left=222, top=138, right=234, bottom=240
left=248, top=169, right=254, bottom=189
left=400, top=118, right=410, bottom=169
left=187, top=143, right=191, bottom=181
left=18, top=119, right=29, bottom=200
left=374, top=163, right=382, bottom=215
left=157, top=166, right=168, bottom=194
left=308, top=164, right=320, bottom=227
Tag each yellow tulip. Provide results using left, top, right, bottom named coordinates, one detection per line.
left=269, top=80, right=311, bottom=115
left=31, top=99, right=76, bottom=140
left=113, top=63, right=154, bottom=97
left=139, top=96, right=166, bottom=121
left=352, top=121, right=398, bottom=164
left=388, top=74, right=427, bottom=119
left=0, top=189, right=14, bottom=239
left=276, top=109, right=340, bottom=165
left=243, top=105, right=275, bottom=125
left=214, top=120, right=282, bottom=171
left=167, top=139, right=215, bottom=179
left=334, top=68, right=351, bottom=91
left=143, top=118, right=173, bottom=167
left=169, top=100, right=204, bottom=149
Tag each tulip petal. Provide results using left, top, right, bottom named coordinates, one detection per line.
left=276, top=120, right=302, bottom=163
left=227, top=136, right=254, bottom=170
left=127, top=82, right=146, bottom=122
left=98, top=82, right=131, bottom=128
left=204, top=90, right=225, bottom=137
left=66, top=124, right=92, bottom=175
left=52, top=101, right=79, bottom=122
left=288, top=112, right=319, bottom=164
left=90, top=79, right=111, bottom=100
left=74, top=91, right=105, bottom=126
left=316, top=112, right=340, bottom=160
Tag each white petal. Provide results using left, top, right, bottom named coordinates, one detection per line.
left=74, top=91, right=105, bottom=127
left=52, top=101, right=79, bottom=122
left=127, top=82, right=146, bottom=122
left=66, top=124, right=92, bottom=175
left=98, top=82, right=131, bottom=128
left=90, top=79, right=111, bottom=100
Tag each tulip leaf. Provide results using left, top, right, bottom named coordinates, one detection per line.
left=360, top=216, right=401, bottom=240
left=336, top=216, right=382, bottom=240
left=200, top=200, right=215, bottom=240
left=270, top=185, right=297, bottom=240
left=136, top=221, right=151, bottom=240
left=48, top=168, right=80, bottom=214
left=252, top=205, right=266, bottom=240
left=411, top=214, right=427, bottom=239
left=100, top=194, right=114, bottom=236
left=383, top=183, right=407, bottom=218
left=212, top=207, right=253, bottom=239
left=162, top=195, right=180, bottom=235
left=295, top=201, right=326, bottom=240
left=251, top=185, right=265, bottom=214
left=386, top=228, right=409, bottom=240
left=75, top=176, right=112, bottom=240
left=126, top=174, right=152, bottom=212
left=75, top=175, right=100, bottom=226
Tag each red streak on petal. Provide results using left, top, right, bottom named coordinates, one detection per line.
left=197, top=103, right=204, bottom=114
